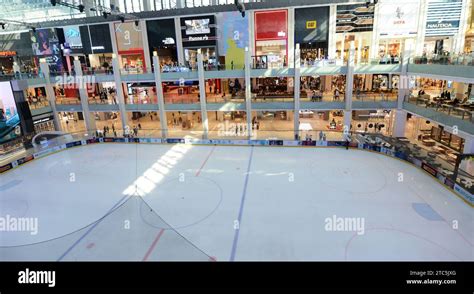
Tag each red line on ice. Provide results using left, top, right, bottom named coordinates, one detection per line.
left=142, top=229, right=165, bottom=261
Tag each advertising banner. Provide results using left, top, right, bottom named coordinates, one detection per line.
left=283, top=141, right=300, bottom=146
left=167, top=138, right=185, bottom=144
left=115, top=22, right=144, bottom=52
left=336, top=4, right=374, bottom=33
left=378, top=0, right=421, bottom=37
left=295, top=7, right=329, bottom=43
left=216, top=11, right=249, bottom=69
left=0, top=163, right=13, bottom=173
left=16, top=155, right=34, bottom=166
left=421, top=162, right=438, bottom=177
left=453, top=184, right=474, bottom=205
left=269, top=140, right=284, bottom=146
left=180, top=15, right=217, bottom=47
left=66, top=141, right=82, bottom=148
left=63, top=26, right=83, bottom=49
left=0, top=82, right=20, bottom=143
left=425, top=0, right=462, bottom=36
left=255, top=10, right=288, bottom=41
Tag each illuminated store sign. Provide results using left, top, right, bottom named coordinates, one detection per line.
left=0, top=51, right=16, bottom=57
left=425, top=0, right=462, bottom=36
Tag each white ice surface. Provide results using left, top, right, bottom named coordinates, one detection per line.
left=0, top=144, right=472, bottom=261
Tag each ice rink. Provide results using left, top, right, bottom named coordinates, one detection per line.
left=1, top=143, right=473, bottom=261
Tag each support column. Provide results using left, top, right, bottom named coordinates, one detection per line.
left=245, top=47, right=253, bottom=139
left=197, top=53, right=209, bottom=139
left=39, top=60, right=61, bottom=132
left=415, top=0, right=428, bottom=56
left=328, top=4, right=337, bottom=59
left=455, top=0, right=471, bottom=53
left=463, top=136, right=474, bottom=154
left=392, top=109, right=408, bottom=138
left=370, top=2, right=380, bottom=59
left=112, top=55, right=129, bottom=133
left=287, top=8, right=295, bottom=67
left=109, top=23, right=119, bottom=67
left=152, top=53, right=168, bottom=138
left=343, top=110, right=352, bottom=135
left=398, top=39, right=414, bottom=109
left=175, top=17, right=185, bottom=66
left=248, top=11, right=256, bottom=58
left=140, top=20, right=152, bottom=72
left=356, top=37, right=362, bottom=65
left=294, top=44, right=301, bottom=140
left=345, top=41, right=355, bottom=111
left=73, top=58, right=95, bottom=132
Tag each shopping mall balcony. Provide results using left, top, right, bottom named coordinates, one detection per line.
left=404, top=94, right=474, bottom=135
left=407, top=54, right=474, bottom=80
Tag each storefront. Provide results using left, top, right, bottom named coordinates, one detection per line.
left=0, top=51, right=17, bottom=74
left=376, top=0, right=421, bottom=59
left=352, top=110, right=393, bottom=136
left=32, top=113, right=55, bottom=133
left=114, top=21, right=146, bottom=72
left=125, top=82, right=157, bottom=104
left=146, top=18, right=177, bottom=67
left=216, top=11, right=249, bottom=70
left=80, top=24, right=114, bottom=70
left=405, top=115, right=465, bottom=165
left=295, top=6, right=329, bottom=63
left=254, top=10, right=288, bottom=68
left=180, top=15, right=218, bottom=69
left=336, top=3, right=374, bottom=63
left=422, top=0, right=463, bottom=56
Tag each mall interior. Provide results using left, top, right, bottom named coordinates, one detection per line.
left=0, top=0, right=473, bottom=196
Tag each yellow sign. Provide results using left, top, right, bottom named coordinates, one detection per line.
left=306, top=21, right=317, bottom=29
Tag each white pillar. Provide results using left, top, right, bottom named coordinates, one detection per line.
left=73, top=58, right=95, bottom=132
left=343, top=110, right=352, bottom=135
left=249, top=11, right=256, bottom=57
left=328, top=4, right=337, bottom=59
left=393, top=109, right=408, bottom=138
left=463, top=136, right=474, bottom=154
left=112, top=55, right=129, bottom=132
left=245, top=47, right=253, bottom=139
left=287, top=8, right=295, bottom=67
left=175, top=17, right=185, bottom=66
left=39, top=61, right=61, bottom=132
left=455, top=0, right=471, bottom=53
left=398, top=39, right=414, bottom=109
left=140, top=20, right=152, bottom=72
left=109, top=23, right=120, bottom=67
left=294, top=44, right=301, bottom=140
left=415, top=0, right=428, bottom=56
left=197, top=53, right=209, bottom=139
left=152, top=53, right=168, bottom=138
left=345, top=41, right=355, bottom=110
left=370, top=3, right=379, bottom=59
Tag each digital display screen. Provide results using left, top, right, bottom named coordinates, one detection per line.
left=0, top=82, right=20, bottom=142
left=185, top=19, right=211, bottom=35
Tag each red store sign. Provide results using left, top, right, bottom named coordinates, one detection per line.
left=255, top=10, right=288, bottom=40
